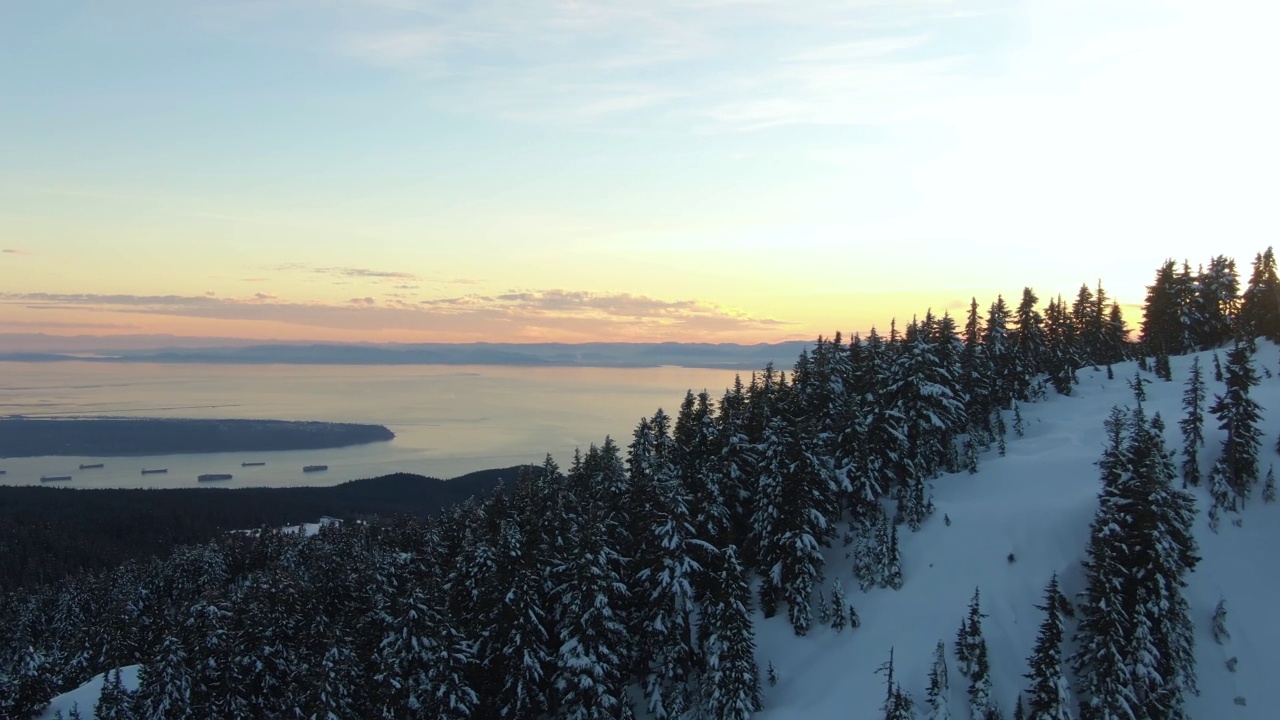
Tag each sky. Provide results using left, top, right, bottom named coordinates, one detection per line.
left=2, top=0, right=1278, bottom=345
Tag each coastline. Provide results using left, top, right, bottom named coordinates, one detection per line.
left=0, top=417, right=395, bottom=458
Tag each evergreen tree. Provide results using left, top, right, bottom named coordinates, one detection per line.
left=968, top=637, right=993, bottom=720
left=1141, top=259, right=1191, bottom=356
left=1212, top=598, right=1230, bottom=645
left=1073, top=408, right=1200, bottom=720
left=924, top=639, right=952, bottom=720
left=1210, top=342, right=1264, bottom=507
left=1196, top=255, right=1240, bottom=348
left=1128, top=370, right=1148, bottom=403
left=878, top=647, right=917, bottom=720
left=1023, top=574, right=1075, bottom=720
left=1013, top=287, right=1048, bottom=395
left=95, top=668, right=135, bottom=720
left=486, top=521, right=553, bottom=720
left=1264, top=465, right=1276, bottom=503
left=674, top=389, right=732, bottom=548
left=831, top=580, right=849, bottom=632
left=634, top=453, right=707, bottom=718
left=955, top=588, right=988, bottom=687
left=884, top=519, right=904, bottom=591
left=1179, top=357, right=1205, bottom=486
left=552, top=499, right=633, bottom=720
left=6, top=645, right=56, bottom=720
left=1237, top=247, right=1280, bottom=341
left=698, top=546, right=762, bottom=720
left=134, top=633, right=191, bottom=720
left=376, top=568, right=478, bottom=720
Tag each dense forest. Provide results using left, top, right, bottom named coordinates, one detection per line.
left=0, top=467, right=524, bottom=593
left=1, top=249, right=1278, bottom=719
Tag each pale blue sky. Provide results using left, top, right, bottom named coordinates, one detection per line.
left=2, top=0, right=1277, bottom=343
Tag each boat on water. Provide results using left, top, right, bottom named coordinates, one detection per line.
left=197, top=473, right=233, bottom=482
left=41, top=475, right=73, bottom=482
left=79, top=463, right=104, bottom=469
left=303, top=464, right=329, bottom=473
left=141, top=468, right=168, bottom=475
left=0, top=470, right=6, bottom=475
left=241, top=461, right=266, bottom=467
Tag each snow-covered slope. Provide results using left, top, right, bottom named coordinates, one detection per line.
left=755, top=345, right=1280, bottom=719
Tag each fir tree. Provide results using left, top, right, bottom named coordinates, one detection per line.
left=968, top=638, right=993, bottom=720
left=698, top=546, right=763, bottom=720
left=95, top=668, right=134, bottom=720
left=1212, top=598, right=1230, bottom=645
left=1264, top=465, right=1277, bottom=504
left=924, top=639, right=952, bottom=720
left=1128, top=370, right=1149, bottom=403
left=885, top=520, right=904, bottom=591
left=830, top=580, right=848, bottom=632
left=134, top=633, right=192, bottom=720
left=5, top=643, right=58, bottom=720
left=1179, top=357, right=1206, bottom=486
left=878, top=648, right=917, bottom=720
left=1023, top=574, right=1075, bottom=720
left=1073, top=408, right=1200, bottom=720
left=1013, top=403, right=1025, bottom=438
left=1210, top=342, right=1264, bottom=506
left=1213, top=351, right=1223, bottom=382
left=1237, top=247, right=1280, bottom=341
left=552, top=500, right=633, bottom=720
left=956, top=586, right=991, bottom=716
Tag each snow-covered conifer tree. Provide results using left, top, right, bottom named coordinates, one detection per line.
left=1210, top=342, right=1263, bottom=505
left=95, top=667, right=135, bottom=720
left=1023, top=574, right=1075, bottom=720
left=698, top=546, right=762, bottom=720
left=1212, top=599, right=1230, bottom=645
left=1179, top=356, right=1205, bottom=486
left=830, top=580, right=849, bottom=633
left=924, top=639, right=952, bottom=720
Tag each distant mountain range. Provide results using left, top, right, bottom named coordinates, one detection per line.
left=0, top=337, right=811, bottom=370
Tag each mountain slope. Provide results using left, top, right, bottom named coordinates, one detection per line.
left=755, top=345, right=1279, bottom=719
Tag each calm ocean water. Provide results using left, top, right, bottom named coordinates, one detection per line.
left=0, top=362, right=742, bottom=489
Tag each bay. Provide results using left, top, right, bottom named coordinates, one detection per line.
left=0, top=362, right=744, bottom=489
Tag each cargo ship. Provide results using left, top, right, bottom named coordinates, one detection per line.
left=241, top=461, right=266, bottom=467
left=79, top=463, right=104, bottom=469
left=197, top=473, right=233, bottom=482
left=303, top=464, right=329, bottom=473
left=141, top=468, right=168, bottom=475
left=41, top=475, right=73, bottom=482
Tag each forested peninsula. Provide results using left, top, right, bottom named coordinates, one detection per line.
left=0, top=417, right=395, bottom=458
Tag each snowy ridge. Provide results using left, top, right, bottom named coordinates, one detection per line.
left=754, top=344, right=1278, bottom=719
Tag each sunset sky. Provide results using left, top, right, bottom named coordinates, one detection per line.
left=2, top=0, right=1278, bottom=344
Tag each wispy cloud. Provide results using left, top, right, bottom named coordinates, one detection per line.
left=315, top=0, right=1001, bottom=131
left=2, top=248, right=28, bottom=255
left=0, top=319, right=139, bottom=331
left=272, top=263, right=419, bottom=282
left=0, top=289, right=794, bottom=341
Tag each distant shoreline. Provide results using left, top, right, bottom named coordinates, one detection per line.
left=0, top=417, right=395, bottom=458
left=0, top=340, right=809, bottom=371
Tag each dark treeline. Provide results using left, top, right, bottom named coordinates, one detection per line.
left=0, top=468, right=523, bottom=593
left=2, top=249, right=1278, bottom=719
left=0, top=418, right=395, bottom=458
